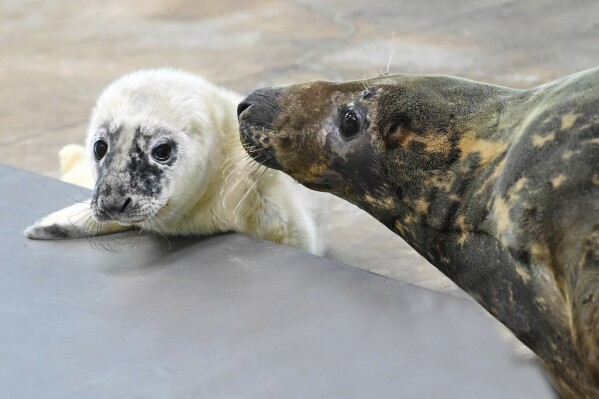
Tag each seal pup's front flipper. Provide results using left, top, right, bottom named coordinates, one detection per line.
left=24, top=200, right=132, bottom=240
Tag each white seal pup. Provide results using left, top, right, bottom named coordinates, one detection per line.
left=25, top=69, right=324, bottom=255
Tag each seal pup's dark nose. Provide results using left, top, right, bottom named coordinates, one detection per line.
left=96, top=195, right=133, bottom=220
left=237, top=88, right=282, bottom=127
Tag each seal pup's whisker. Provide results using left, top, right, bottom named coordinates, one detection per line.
left=67, top=208, right=92, bottom=219
left=222, top=156, right=261, bottom=208
left=224, top=156, right=252, bottom=185
left=77, top=215, right=92, bottom=237
left=221, top=153, right=250, bottom=178
left=233, top=178, right=260, bottom=224
left=64, top=189, right=94, bottom=204
left=222, top=149, right=250, bottom=163
left=157, top=200, right=186, bottom=219
left=233, top=160, right=271, bottom=225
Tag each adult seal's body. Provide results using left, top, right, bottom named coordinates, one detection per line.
left=26, top=69, right=324, bottom=255
left=238, top=67, right=599, bottom=398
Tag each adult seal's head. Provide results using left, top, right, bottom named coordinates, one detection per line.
left=239, top=68, right=599, bottom=398
left=237, top=83, right=383, bottom=200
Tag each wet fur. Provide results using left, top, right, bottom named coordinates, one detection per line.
left=239, top=67, right=599, bottom=398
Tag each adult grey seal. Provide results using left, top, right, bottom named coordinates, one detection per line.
left=25, top=69, right=324, bottom=255
left=238, top=67, right=599, bottom=398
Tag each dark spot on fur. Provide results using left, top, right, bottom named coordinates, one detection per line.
left=395, top=185, right=403, bottom=199
left=44, top=224, right=71, bottom=239
left=512, top=249, right=532, bottom=265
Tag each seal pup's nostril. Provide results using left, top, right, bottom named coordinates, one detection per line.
left=120, top=197, right=132, bottom=213
left=237, top=101, right=252, bottom=119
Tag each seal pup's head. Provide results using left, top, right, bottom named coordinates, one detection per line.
left=87, top=69, right=238, bottom=230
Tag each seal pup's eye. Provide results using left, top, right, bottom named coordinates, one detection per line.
left=339, top=109, right=362, bottom=139
left=152, top=143, right=172, bottom=162
left=94, top=139, right=108, bottom=161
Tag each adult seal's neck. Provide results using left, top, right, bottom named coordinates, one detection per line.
left=367, top=76, right=549, bottom=289
left=360, top=75, right=596, bottom=396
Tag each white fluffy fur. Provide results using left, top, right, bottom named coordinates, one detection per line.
left=25, top=69, right=325, bottom=255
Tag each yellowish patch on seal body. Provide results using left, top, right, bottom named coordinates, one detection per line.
left=459, top=132, right=508, bottom=166
left=532, top=132, right=556, bottom=147
left=456, top=215, right=470, bottom=245
left=561, top=113, right=579, bottom=130
left=390, top=127, right=453, bottom=155
left=515, top=264, right=532, bottom=283
left=562, top=150, right=579, bottom=160
left=551, top=174, right=568, bottom=189
left=414, top=198, right=430, bottom=214
left=492, top=196, right=513, bottom=243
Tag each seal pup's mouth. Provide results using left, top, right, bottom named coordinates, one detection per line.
left=93, top=211, right=149, bottom=226
left=91, top=195, right=162, bottom=226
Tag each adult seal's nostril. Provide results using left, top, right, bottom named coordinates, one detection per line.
left=236, top=101, right=252, bottom=119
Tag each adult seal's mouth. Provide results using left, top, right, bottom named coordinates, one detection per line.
left=238, top=123, right=283, bottom=170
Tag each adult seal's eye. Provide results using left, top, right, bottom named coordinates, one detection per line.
left=339, top=109, right=361, bottom=138
left=93, top=139, right=108, bottom=161
left=152, top=143, right=172, bottom=162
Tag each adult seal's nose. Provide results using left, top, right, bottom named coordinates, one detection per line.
left=237, top=88, right=282, bottom=127
left=236, top=101, right=252, bottom=118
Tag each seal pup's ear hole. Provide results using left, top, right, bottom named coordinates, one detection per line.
left=151, top=143, right=172, bottom=163
left=93, top=139, right=108, bottom=161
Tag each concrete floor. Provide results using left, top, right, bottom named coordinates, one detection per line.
left=1, top=0, right=598, bottom=295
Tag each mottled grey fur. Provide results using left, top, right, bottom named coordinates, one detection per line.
left=238, top=67, right=599, bottom=398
